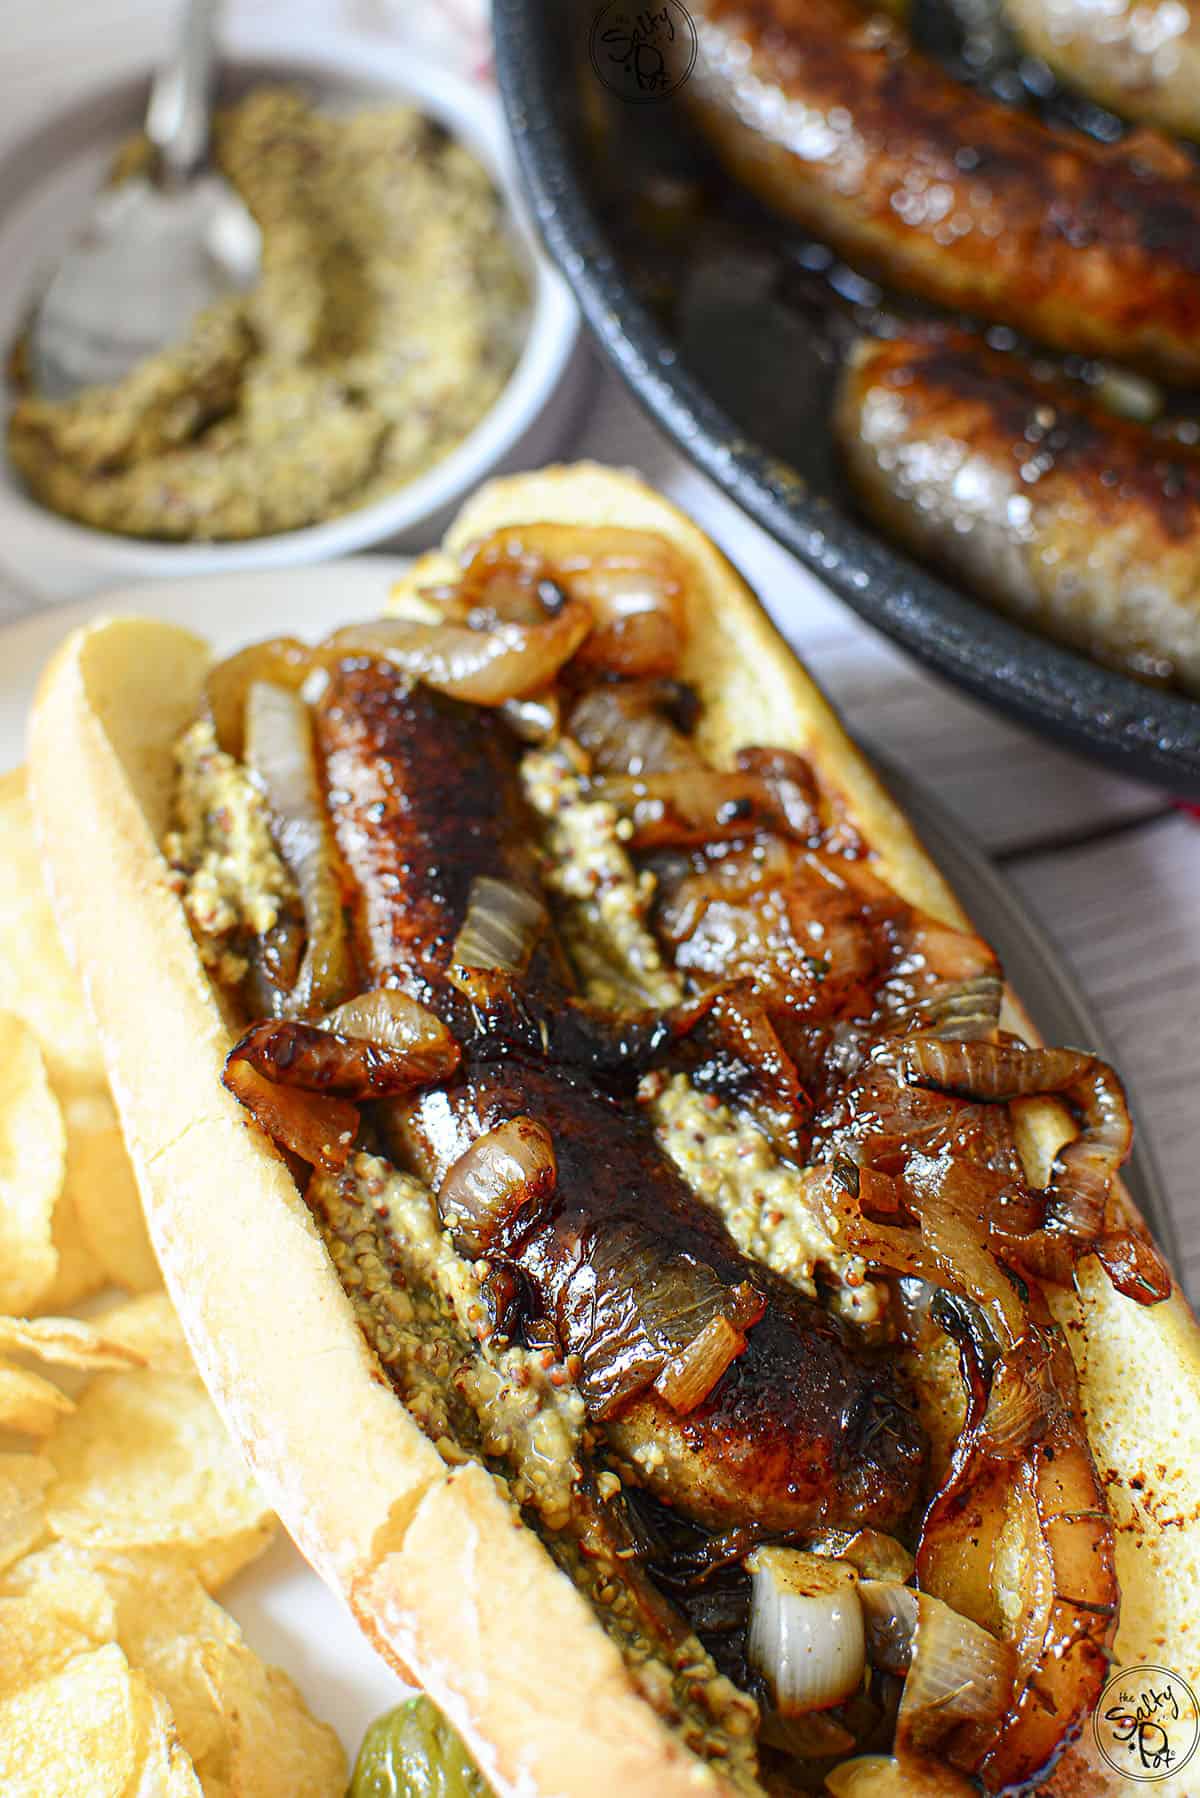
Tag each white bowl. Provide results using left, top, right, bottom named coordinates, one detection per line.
left=0, top=22, right=585, bottom=601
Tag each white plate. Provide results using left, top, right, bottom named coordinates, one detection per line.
left=1, top=559, right=416, bottom=1767
left=0, top=22, right=584, bottom=600
left=2, top=559, right=1176, bottom=1768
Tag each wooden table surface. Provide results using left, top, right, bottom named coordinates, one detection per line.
left=3, top=0, right=1196, bottom=1302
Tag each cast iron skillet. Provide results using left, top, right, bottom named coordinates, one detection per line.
left=493, top=0, right=1200, bottom=796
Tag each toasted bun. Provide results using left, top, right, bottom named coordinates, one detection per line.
left=29, top=465, right=1200, bottom=1796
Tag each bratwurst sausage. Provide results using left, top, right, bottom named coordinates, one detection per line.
left=1003, top=0, right=1200, bottom=143
left=399, top=1055, right=926, bottom=1534
left=316, top=655, right=925, bottom=1534
left=685, top=0, right=1200, bottom=381
left=834, top=329, right=1200, bottom=694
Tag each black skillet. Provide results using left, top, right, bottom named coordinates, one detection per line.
left=493, top=0, right=1200, bottom=796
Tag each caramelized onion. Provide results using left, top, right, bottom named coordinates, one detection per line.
left=859, top=1582, right=1015, bottom=1758
left=323, top=989, right=458, bottom=1060
left=590, top=763, right=816, bottom=850
left=702, top=985, right=808, bottom=1116
left=499, top=690, right=561, bottom=744
left=820, top=1161, right=1025, bottom=1353
left=1043, top=1058, right=1131, bottom=1239
left=245, top=680, right=352, bottom=1018
left=569, top=681, right=700, bottom=776
left=809, top=1529, right=915, bottom=1585
left=206, top=636, right=318, bottom=759
left=327, top=601, right=591, bottom=705
left=747, top=1549, right=866, bottom=1715
left=887, top=974, right=1003, bottom=1042
left=449, top=877, right=547, bottom=1007
left=896, top=1037, right=1092, bottom=1102
left=579, top=1241, right=765, bottom=1417
left=458, top=523, right=688, bottom=677
left=226, top=1018, right=459, bottom=1101
left=826, top=1756, right=977, bottom=1797
left=223, top=1057, right=358, bottom=1173
left=437, top=1117, right=557, bottom=1258
left=653, top=1312, right=748, bottom=1413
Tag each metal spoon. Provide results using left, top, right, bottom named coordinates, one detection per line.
left=28, top=0, right=261, bottom=402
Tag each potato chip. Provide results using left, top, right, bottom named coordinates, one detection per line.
left=0, top=1361, right=73, bottom=1437
left=130, top=1684, right=205, bottom=1798
left=100, top=1550, right=240, bottom=1771
left=92, top=1292, right=194, bottom=1377
left=0, top=1594, right=95, bottom=1697
left=44, top=1364, right=275, bottom=1589
left=0, top=1540, right=118, bottom=1641
left=205, top=1639, right=347, bottom=1798
left=39, top=1175, right=105, bottom=1313
left=0, top=1641, right=144, bottom=1796
left=0, top=1013, right=65, bottom=1313
left=0, top=769, right=105, bottom=1098
left=62, top=1088, right=160, bottom=1294
left=0, top=1313, right=145, bottom=1373
left=0, top=1452, right=52, bottom=1572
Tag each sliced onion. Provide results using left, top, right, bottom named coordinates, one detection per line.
left=326, top=601, right=591, bottom=706
left=449, top=876, right=547, bottom=1007
left=589, top=767, right=814, bottom=850
left=1043, top=1058, right=1131, bottom=1235
left=896, top=1037, right=1092, bottom=1102
left=459, top=523, right=688, bottom=677
left=437, top=1116, right=557, bottom=1258
left=206, top=636, right=318, bottom=759
left=858, top=1582, right=1015, bottom=1756
left=568, top=680, right=700, bottom=776
left=705, top=984, right=808, bottom=1115
left=887, top=974, right=1003, bottom=1042
left=809, top=1528, right=916, bottom=1585
left=978, top=1346, right=1052, bottom=1459
left=826, top=1754, right=978, bottom=1796
left=245, top=680, right=352, bottom=1018
left=1094, top=1229, right=1172, bottom=1303
left=734, top=747, right=820, bottom=837
left=499, top=690, right=561, bottom=744
left=225, top=1017, right=459, bottom=1100
left=746, top=1548, right=866, bottom=1715
left=223, top=1057, right=358, bottom=1173
left=653, top=1312, right=747, bottom=1413
left=577, top=1237, right=765, bottom=1416
left=322, top=988, right=456, bottom=1057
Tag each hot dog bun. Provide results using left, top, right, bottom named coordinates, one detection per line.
left=29, top=465, right=1200, bottom=1796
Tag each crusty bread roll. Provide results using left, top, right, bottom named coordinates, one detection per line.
left=29, top=466, right=1200, bottom=1796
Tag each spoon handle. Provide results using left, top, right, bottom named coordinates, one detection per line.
left=145, top=0, right=221, bottom=186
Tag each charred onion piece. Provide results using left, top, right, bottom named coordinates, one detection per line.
left=916, top=1292, right=1117, bottom=1790
left=747, top=1548, right=866, bottom=1714
left=438, top=1115, right=557, bottom=1259
left=653, top=1308, right=752, bottom=1413
left=449, top=876, right=548, bottom=1007
left=569, top=680, right=701, bottom=776
left=323, top=988, right=459, bottom=1060
left=895, top=1037, right=1094, bottom=1103
left=820, top=1162, right=1026, bottom=1353
left=458, top=523, right=688, bottom=677
left=222, top=1057, right=358, bottom=1173
left=858, top=1582, right=1015, bottom=1764
left=206, top=636, right=319, bottom=760
left=327, top=601, right=591, bottom=706
left=590, top=756, right=816, bottom=850
left=245, top=680, right=352, bottom=1018
left=225, top=1018, right=459, bottom=1101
